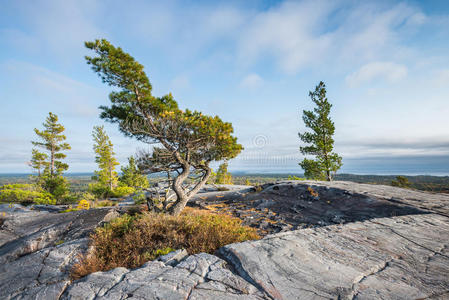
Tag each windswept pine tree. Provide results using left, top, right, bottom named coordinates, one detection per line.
left=299, top=81, right=342, bottom=181
left=92, top=125, right=119, bottom=191
left=85, top=39, right=242, bottom=215
left=32, top=112, right=71, bottom=199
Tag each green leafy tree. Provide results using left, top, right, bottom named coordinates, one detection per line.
left=91, top=125, right=119, bottom=192
left=391, top=176, right=411, bottom=188
left=215, top=162, right=233, bottom=184
left=32, top=112, right=71, bottom=199
left=299, top=81, right=342, bottom=181
left=85, top=39, right=242, bottom=215
left=120, top=156, right=149, bottom=188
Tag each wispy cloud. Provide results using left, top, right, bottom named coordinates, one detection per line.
left=237, top=0, right=334, bottom=73
left=345, top=62, right=408, bottom=87
left=1, top=60, right=102, bottom=118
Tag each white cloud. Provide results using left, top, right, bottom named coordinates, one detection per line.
left=236, top=1, right=426, bottom=74
left=238, top=0, right=334, bottom=73
left=240, top=73, right=263, bottom=89
left=345, top=62, right=408, bottom=87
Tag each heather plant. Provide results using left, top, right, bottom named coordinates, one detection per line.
left=71, top=208, right=259, bottom=278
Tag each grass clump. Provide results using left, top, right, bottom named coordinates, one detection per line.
left=72, top=207, right=259, bottom=279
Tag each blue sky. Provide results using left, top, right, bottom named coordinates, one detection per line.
left=0, top=0, right=448, bottom=175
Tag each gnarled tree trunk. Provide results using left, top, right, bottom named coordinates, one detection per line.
left=168, top=165, right=211, bottom=216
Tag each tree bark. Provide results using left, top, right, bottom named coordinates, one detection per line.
left=50, top=145, right=55, bottom=177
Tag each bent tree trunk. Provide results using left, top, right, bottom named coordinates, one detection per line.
left=168, top=166, right=211, bottom=216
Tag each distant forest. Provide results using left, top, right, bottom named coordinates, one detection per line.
left=1, top=173, right=448, bottom=194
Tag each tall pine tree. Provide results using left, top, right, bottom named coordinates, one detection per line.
left=32, top=112, right=71, bottom=199
left=92, top=126, right=119, bottom=191
left=299, top=81, right=342, bottom=181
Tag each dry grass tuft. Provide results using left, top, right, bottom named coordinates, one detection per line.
left=71, top=207, right=259, bottom=279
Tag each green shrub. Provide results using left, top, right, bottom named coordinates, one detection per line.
left=110, top=186, right=135, bottom=198
left=81, top=192, right=96, bottom=202
left=72, top=208, right=259, bottom=279
left=88, top=182, right=109, bottom=199
left=133, top=191, right=146, bottom=205
left=39, top=175, right=70, bottom=200
left=391, top=176, right=411, bottom=188
left=0, top=184, right=55, bottom=205
left=89, top=182, right=135, bottom=199
left=93, top=200, right=117, bottom=207
left=153, top=247, right=175, bottom=257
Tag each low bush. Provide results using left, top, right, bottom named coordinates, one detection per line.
left=93, top=200, right=117, bottom=207
left=0, top=184, right=55, bottom=205
left=132, top=191, right=146, bottom=205
left=88, top=183, right=135, bottom=199
left=110, top=186, right=135, bottom=198
left=59, top=199, right=92, bottom=213
left=72, top=208, right=259, bottom=279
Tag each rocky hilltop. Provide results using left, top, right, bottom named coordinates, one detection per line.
left=0, top=181, right=448, bottom=299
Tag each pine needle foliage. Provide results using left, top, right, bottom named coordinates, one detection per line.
left=85, top=39, right=242, bottom=215
left=91, top=125, right=119, bottom=191
left=299, top=82, right=342, bottom=181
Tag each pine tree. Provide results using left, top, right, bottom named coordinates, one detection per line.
left=120, top=156, right=149, bottom=188
left=85, top=39, right=242, bottom=215
left=32, top=112, right=71, bottom=176
left=32, top=112, right=71, bottom=199
left=299, top=81, right=342, bottom=181
left=92, top=125, right=119, bottom=191
left=215, top=162, right=233, bottom=184
left=29, top=149, right=47, bottom=176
